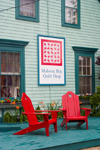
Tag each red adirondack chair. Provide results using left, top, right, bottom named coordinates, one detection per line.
left=59, top=91, right=91, bottom=130
left=14, top=93, right=60, bottom=136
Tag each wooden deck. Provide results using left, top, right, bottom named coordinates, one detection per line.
left=0, top=117, right=100, bottom=150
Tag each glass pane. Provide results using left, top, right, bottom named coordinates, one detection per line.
left=79, top=86, right=81, bottom=94
left=0, top=75, right=20, bottom=97
left=65, top=8, right=77, bottom=24
left=79, top=77, right=92, bottom=94
left=83, top=67, right=86, bottom=75
left=65, top=8, right=71, bottom=23
left=1, top=64, right=7, bottom=73
left=79, top=58, right=82, bottom=66
left=14, top=64, right=20, bottom=74
left=1, top=75, right=6, bottom=86
left=87, top=57, right=90, bottom=66
left=82, top=86, right=86, bottom=94
left=8, top=53, right=13, bottom=63
left=79, top=56, right=83, bottom=61
left=1, top=52, right=7, bottom=63
left=13, top=76, right=20, bottom=86
left=1, top=52, right=20, bottom=75
left=14, top=53, right=20, bottom=64
left=83, top=57, right=86, bottom=65
left=81, top=77, right=85, bottom=85
left=87, top=78, right=90, bottom=85
left=79, top=77, right=81, bottom=85
left=9, top=87, right=14, bottom=97
left=1, top=87, right=9, bottom=97
left=72, top=9, right=77, bottom=24
left=87, top=67, right=91, bottom=75
left=13, top=76, right=20, bottom=97
left=65, top=0, right=77, bottom=8
left=20, top=0, right=35, bottom=17
left=79, top=67, right=82, bottom=75
left=7, top=76, right=13, bottom=86
left=8, top=64, right=13, bottom=73
left=87, top=86, right=90, bottom=94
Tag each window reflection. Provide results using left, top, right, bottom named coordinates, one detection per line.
left=1, top=52, right=20, bottom=74
left=79, top=56, right=91, bottom=76
left=20, top=0, right=35, bottom=17
left=65, top=0, right=77, bottom=24
left=79, top=77, right=92, bottom=95
left=0, top=52, right=20, bottom=98
left=0, top=75, right=20, bottom=97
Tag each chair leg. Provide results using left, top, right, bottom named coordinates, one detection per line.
left=13, top=126, right=34, bottom=135
left=60, top=119, right=66, bottom=127
left=53, top=122, right=57, bottom=132
left=77, top=121, right=85, bottom=126
left=45, top=126, right=49, bottom=136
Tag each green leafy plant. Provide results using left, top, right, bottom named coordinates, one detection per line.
left=36, top=100, right=63, bottom=120
left=3, top=100, right=64, bottom=123
left=90, top=87, right=100, bottom=116
left=19, top=114, right=28, bottom=123
left=57, top=111, right=63, bottom=118
left=79, top=94, right=91, bottom=99
left=3, top=106, right=28, bottom=123
left=3, top=112, right=13, bottom=123
left=81, top=109, right=85, bottom=116
left=97, top=86, right=100, bottom=94
left=13, top=98, right=21, bottom=102
left=47, top=100, right=60, bottom=110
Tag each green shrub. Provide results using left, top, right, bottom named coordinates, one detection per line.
left=79, top=95, right=91, bottom=99
left=90, top=87, right=100, bottom=116
left=97, top=86, right=100, bottom=94
left=3, top=112, right=13, bottom=123
left=57, top=111, right=63, bottom=118
left=19, top=114, right=28, bottom=122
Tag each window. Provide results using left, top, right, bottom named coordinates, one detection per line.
left=0, top=39, right=29, bottom=99
left=73, top=46, right=98, bottom=95
left=1, top=52, right=20, bottom=98
left=61, top=0, right=80, bottom=28
left=15, top=0, right=39, bottom=22
left=79, top=56, right=92, bottom=94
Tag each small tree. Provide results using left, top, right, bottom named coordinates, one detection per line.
left=95, top=56, right=100, bottom=79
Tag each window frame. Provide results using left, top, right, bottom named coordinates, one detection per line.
left=61, top=0, right=80, bottom=28
left=73, top=46, right=98, bottom=95
left=15, top=0, right=39, bottom=22
left=0, top=39, right=29, bottom=100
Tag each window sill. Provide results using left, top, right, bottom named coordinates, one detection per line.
left=62, top=23, right=80, bottom=29
left=79, top=99, right=90, bottom=104
left=16, top=15, right=39, bottom=22
left=0, top=102, right=22, bottom=109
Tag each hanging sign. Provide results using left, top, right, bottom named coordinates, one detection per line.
left=38, top=35, right=66, bottom=85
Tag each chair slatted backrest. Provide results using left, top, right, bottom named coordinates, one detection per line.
left=62, top=91, right=81, bottom=117
left=22, top=93, right=38, bottom=125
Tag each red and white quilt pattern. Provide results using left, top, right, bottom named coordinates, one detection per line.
left=41, top=39, right=62, bottom=66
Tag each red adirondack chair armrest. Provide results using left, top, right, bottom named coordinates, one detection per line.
left=35, top=110, right=60, bottom=119
left=22, top=112, right=51, bottom=115
left=35, top=110, right=60, bottom=112
left=59, top=108, right=67, bottom=112
left=80, top=108, right=91, bottom=117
